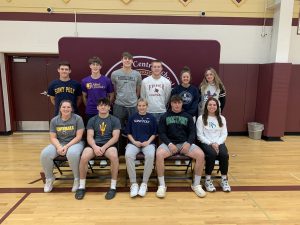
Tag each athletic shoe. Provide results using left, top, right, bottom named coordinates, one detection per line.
left=220, top=179, right=231, bottom=192
left=71, top=179, right=80, bottom=192
left=205, top=179, right=216, bottom=192
left=134, top=160, right=141, bottom=166
left=156, top=186, right=167, bottom=198
left=191, top=185, right=206, bottom=198
left=138, top=183, right=147, bottom=197
left=105, top=188, right=117, bottom=200
left=175, top=160, right=181, bottom=165
left=44, top=177, right=55, bottom=193
left=100, top=160, right=107, bottom=168
left=130, top=183, right=139, bottom=198
left=75, top=188, right=86, bottom=200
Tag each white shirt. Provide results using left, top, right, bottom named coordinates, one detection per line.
left=196, top=115, right=228, bottom=145
left=140, top=75, right=171, bottom=113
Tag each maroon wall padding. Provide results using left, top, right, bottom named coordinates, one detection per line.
left=285, top=65, right=300, bottom=132
left=256, top=63, right=292, bottom=137
left=0, top=65, right=6, bottom=132
left=220, top=64, right=259, bottom=132
left=58, top=37, right=220, bottom=87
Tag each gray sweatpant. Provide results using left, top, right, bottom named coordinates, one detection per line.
left=40, top=141, right=84, bottom=179
left=125, top=143, right=155, bottom=184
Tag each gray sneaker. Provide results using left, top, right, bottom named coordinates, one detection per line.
left=205, top=179, right=216, bottom=192
left=220, top=179, right=231, bottom=192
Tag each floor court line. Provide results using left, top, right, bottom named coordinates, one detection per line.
left=1, top=185, right=300, bottom=194
left=0, top=193, right=30, bottom=224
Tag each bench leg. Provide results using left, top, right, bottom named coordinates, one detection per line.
left=40, top=172, right=46, bottom=184
left=53, top=161, right=63, bottom=175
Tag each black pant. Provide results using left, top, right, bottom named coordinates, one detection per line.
left=200, top=143, right=229, bottom=175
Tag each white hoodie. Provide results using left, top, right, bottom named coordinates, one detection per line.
left=196, top=115, right=228, bottom=145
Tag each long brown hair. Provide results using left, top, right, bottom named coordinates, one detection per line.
left=199, top=67, right=225, bottom=94
left=202, top=97, right=223, bottom=127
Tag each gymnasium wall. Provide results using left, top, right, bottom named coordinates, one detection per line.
left=0, top=0, right=300, bottom=134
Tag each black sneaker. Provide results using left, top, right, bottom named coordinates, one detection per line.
left=75, top=188, right=86, bottom=200
left=105, top=188, right=117, bottom=200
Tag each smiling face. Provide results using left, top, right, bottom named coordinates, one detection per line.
left=89, top=62, right=101, bottom=75
left=151, top=61, right=163, bottom=77
left=181, top=72, right=191, bottom=85
left=60, top=101, right=73, bottom=117
left=206, top=99, right=218, bottom=115
left=205, top=70, right=215, bottom=84
left=122, top=56, right=133, bottom=69
left=137, top=100, right=148, bottom=115
left=58, top=65, right=71, bottom=80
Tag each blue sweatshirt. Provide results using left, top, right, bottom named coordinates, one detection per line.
left=125, top=112, right=157, bottom=144
left=171, top=84, right=199, bottom=117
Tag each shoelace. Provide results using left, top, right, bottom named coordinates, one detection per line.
left=206, top=180, right=214, bottom=188
left=222, top=179, right=229, bottom=187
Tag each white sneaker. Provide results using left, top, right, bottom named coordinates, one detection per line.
left=175, top=160, right=181, bottom=165
left=89, top=160, right=94, bottom=165
left=72, top=179, right=80, bottom=192
left=44, top=177, right=55, bottom=193
left=130, top=183, right=139, bottom=198
left=134, top=160, right=141, bottom=166
left=138, top=183, right=148, bottom=197
left=220, top=179, right=231, bottom=192
left=191, top=185, right=206, bottom=198
left=156, top=186, right=167, bottom=198
left=205, top=179, right=216, bottom=192
left=100, top=160, right=107, bottom=167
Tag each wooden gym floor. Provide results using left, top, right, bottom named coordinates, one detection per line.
left=0, top=133, right=300, bottom=225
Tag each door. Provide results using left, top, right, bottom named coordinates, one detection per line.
left=10, top=56, right=59, bottom=131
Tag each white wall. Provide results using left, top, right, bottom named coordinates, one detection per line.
left=0, top=20, right=276, bottom=64
left=289, top=27, right=300, bottom=64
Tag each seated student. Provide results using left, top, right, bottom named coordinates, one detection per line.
left=40, top=99, right=85, bottom=193
left=125, top=98, right=157, bottom=197
left=75, top=98, right=121, bottom=200
left=196, top=97, right=231, bottom=192
left=155, top=95, right=206, bottom=198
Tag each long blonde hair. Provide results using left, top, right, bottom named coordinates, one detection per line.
left=199, top=67, right=225, bottom=93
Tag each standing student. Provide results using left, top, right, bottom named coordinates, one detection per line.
left=81, top=57, right=114, bottom=166
left=196, top=97, right=231, bottom=192
left=125, top=98, right=157, bottom=197
left=171, top=66, right=199, bottom=120
left=198, top=67, right=226, bottom=116
left=48, top=61, right=82, bottom=115
left=75, top=98, right=121, bottom=200
left=81, top=56, right=114, bottom=123
left=111, top=52, right=142, bottom=129
left=40, top=100, right=84, bottom=193
left=140, top=60, right=172, bottom=123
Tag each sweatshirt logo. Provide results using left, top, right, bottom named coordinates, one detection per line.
left=99, top=122, right=107, bottom=136
left=166, top=116, right=188, bottom=126
left=208, top=121, right=217, bottom=129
